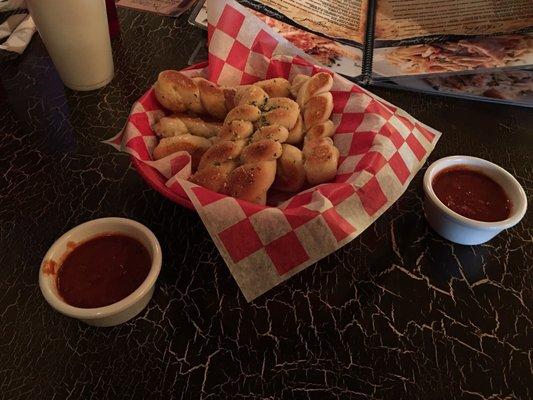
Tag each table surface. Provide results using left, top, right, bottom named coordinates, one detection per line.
left=1, top=8, right=532, bottom=400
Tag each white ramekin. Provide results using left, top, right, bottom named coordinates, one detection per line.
left=423, top=156, right=527, bottom=245
left=39, top=218, right=162, bottom=327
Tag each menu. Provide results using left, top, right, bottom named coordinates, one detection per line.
left=190, top=0, right=364, bottom=77
left=371, top=0, right=533, bottom=105
left=376, top=0, right=532, bottom=40
left=189, top=0, right=532, bottom=105
left=253, top=0, right=367, bottom=43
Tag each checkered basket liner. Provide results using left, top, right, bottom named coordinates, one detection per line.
left=107, top=0, right=441, bottom=301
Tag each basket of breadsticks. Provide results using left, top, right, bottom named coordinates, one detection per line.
left=108, top=0, right=441, bottom=301
left=150, top=68, right=339, bottom=206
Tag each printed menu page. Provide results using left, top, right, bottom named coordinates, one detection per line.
left=376, top=0, right=533, bottom=40
left=372, top=0, right=533, bottom=78
left=373, top=33, right=533, bottom=77
left=253, top=0, right=367, bottom=44
left=190, top=0, right=363, bottom=77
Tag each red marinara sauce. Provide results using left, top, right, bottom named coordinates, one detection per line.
left=57, top=234, right=151, bottom=308
left=432, top=166, right=511, bottom=222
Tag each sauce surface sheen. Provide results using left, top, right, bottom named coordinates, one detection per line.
left=57, top=234, right=151, bottom=308
left=432, top=166, right=511, bottom=222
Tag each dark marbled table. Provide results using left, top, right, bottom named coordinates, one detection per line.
left=1, top=8, right=532, bottom=400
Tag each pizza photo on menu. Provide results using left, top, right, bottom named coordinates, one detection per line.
left=373, top=34, right=533, bottom=77
left=424, top=70, right=533, bottom=101
left=386, top=69, right=533, bottom=106
left=248, top=9, right=362, bottom=70
left=191, top=0, right=364, bottom=77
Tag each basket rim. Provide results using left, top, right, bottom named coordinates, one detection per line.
left=130, top=61, right=209, bottom=211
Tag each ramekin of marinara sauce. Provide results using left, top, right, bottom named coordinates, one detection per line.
left=423, top=156, right=527, bottom=245
left=56, top=234, right=151, bottom=309
left=39, top=218, right=162, bottom=327
left=432, top=167, right=511, bottom=222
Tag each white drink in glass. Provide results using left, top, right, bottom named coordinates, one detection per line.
left=27, top=0, right=114, bottom=91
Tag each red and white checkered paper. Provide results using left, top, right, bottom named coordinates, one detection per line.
left=108, top=0, right=441, bottom=301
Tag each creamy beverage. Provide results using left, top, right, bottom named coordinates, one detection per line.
left=27, top=0, right=114, bottom=91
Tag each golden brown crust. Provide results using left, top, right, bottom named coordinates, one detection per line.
left=153, top=116, right=188, bottom=138
left=303, top=92, right=334, bottom=128
left=198, top=140, right=246, bottom=170
left=154, top=70, right=204, bottom=114
left=303, top=138, right=339, bottom=185
left=234, top=85, right=269, bottom=107
left=154, top=74, right=185, bottom=113
left=294, top=73, right=338, bottom=187
left=177, top=72, right=342, bottom=200
left=225, top=161, right=277, bottom=204
left=190, top=161, right=237, bottom=193
left=224, top=104, right=262, bottom=124
left=290, top=74, right=310, bottom=98
left=241, top=139, right=283, bottom=163
left=174, top=115, right=222, bottom=138
left=223, top=87, right=237, bottom=111
left=217, top=120, right=255, bottom=142
left=153, top=134, right=212, bottom=169
left=254, top=78, right=291, bottom=98
left=286, top=113, right=304, bottom=145
left=261, top=97, right=300, bottom=129
left=193, top=77, right=228, bottom=119
left=305, top=120, right=335, bottom=141
left=296, top=72, right=334, bottom=107
left=274, top=144, right=306, bottom=192
left=250, top=125, right=289, bottom=143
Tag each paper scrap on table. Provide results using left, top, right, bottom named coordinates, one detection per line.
left=0, top=0, right=26, bottom=12
left=0, top=13, right=35, bottom=54
left=117, top=0, right=197, bottom=17
left=109, top=0, right=442, bottom=302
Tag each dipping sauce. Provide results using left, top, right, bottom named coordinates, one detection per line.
left=432, top=167, right=511, bottom=222
left=57, top=234, right=151, bottom=308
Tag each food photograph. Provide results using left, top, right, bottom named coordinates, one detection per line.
left=373, top=34, right=533, bottom=77
left=381, top=69, right=533, bottom=107
left=1, top=0, right=531, bottom=399
left=191, top=0, right=363, bottom=77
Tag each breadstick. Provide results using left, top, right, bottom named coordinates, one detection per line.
left=154, top=70, right=235, bottom=119
left=152, top=135, right=212, bottom=169
left=224, top=94, right=299, bottom=203
left=289, top=74, right=310, bottom=98
left=305, top=120, right=335, bottom=141
left=154, top=115, right=222, bottom=139
left=253, top=78, right=291, bottom=97
left=298, top=73, right=339, bottom=186
left=277, top=72, right=339, bottom=189
left=191, top=140, right=244, bottom=192
left=151, top=113, right=221, bottom=167
left=153, top=116, right=188, bottom=138
left=273, top=144, right=306, bottom=192
left=191, top=86, right=268, bottom=196
left=192, top=86, right=300, bottom=204
left=302, top=137, right=339, bottom=185
left=286, top=114, right=304, bottom=145
left=190, top=110, right=256, bottom=192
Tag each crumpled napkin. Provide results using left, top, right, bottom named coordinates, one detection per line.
left=0, top=0, right=36, bottom=55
